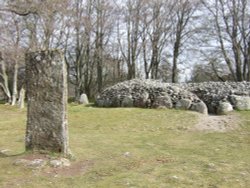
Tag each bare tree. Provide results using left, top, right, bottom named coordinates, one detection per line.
left=0, top=10, right=24, bottom=105
left=117, top=0, right=143, bottom=80
left=202, top=0, right=250, bottom=81
left=0, top=53, right=11, bottom=103
left=171, top=0, right=199, bottom=83
left=94, top=0, right=114, bottom=92
left=140, top=0, right=173, bottom=79
left=65, top=0, right=94, bottom=99
left=65, top=0, right=115, bottom=99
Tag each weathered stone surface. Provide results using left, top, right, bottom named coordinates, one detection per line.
left=152, top=95, right=173, bottom=109
left=79, top=93, right=89, bottom=105
left=175, top=99, right=192, bottom=110
left=49, top=158, right=71, bottom=168
left=13, top=158, right=71, bottom=168
left=96, top=79, right=250, bottom=114
left=121, top=95, right=133, bottom=107
left=13, top=159, right=30, bottom=166
left=190, top=101, right=208, bottom=114
left=28, top=159, right=47, bottom=168
left=180, top=81, right=250, bottom=114
left=13, top=158, right=46, bottom=168
left=25, top=50, right=69, bottom=155
left=217, top=102, right=233, bottom=115
left=96, top=79, right=206, bottom=113
left=0, top=149, right=10, bottom=154
left=134, top=91, right=149, bottom=108
left=229, top=95, right=250, bottom=110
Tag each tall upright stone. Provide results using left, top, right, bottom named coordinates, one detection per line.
left=25, top=50, right=69, bottom=156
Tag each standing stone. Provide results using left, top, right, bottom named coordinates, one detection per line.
left=79, top=93, right=89, bottom=105
left=25, top=50, right=69, bottom=156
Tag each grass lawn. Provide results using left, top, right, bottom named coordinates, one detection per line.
left=0, top=104, right=249, bottom=188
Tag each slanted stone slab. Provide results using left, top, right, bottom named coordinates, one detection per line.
left=25, top=50, right=69, bottom=156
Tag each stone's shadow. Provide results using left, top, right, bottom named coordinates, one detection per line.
left=0, top=151, right=26, bottom=158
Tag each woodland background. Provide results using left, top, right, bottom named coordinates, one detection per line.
left=0, top=0, right=249, bottom=103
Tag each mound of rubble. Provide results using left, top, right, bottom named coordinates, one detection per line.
left=96, top=79, right=208, bottom=114
left=96, top=79, right=250, bottom=115
left=180, top=82, right=250, bottom=114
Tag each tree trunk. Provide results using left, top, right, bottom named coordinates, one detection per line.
left=97, top=58, right=103, bottom=92
left=95, top=0, right=104, bottom=92
left=17, top=87, right=25, bottom=109
left=0, top=58, right=11, bottom=103
left=75, top=84, right=81, bottom=102
left=247, top=38, right=250, bottom=81
left=172, top=40, right=180, bottom=83
left=11, top=62, right=18, bottom=106
left=232, top=40, right=243, bottom=81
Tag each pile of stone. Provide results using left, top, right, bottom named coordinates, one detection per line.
left=179, top=82, right=250, bottom=114
left=13, top=157, right=71, bottom=168
left=96, top=79, right=208, bottom=114
left=96, top=79, right=250, bottom=115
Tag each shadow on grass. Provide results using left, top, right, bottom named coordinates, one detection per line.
left=0, top=101, right=8, bottom=105
left=0, top=152, right=26, bottom=158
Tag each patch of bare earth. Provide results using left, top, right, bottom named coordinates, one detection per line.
left=191, top=113, right=241, bottom=132
left=42, top=160, right=94, bottom=177
left=12, top=152, right=94, bottom=178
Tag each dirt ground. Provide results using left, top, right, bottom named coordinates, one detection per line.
left=193, top=112, right=241, bottom=132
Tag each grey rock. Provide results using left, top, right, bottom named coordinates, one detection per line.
left=123, top=152, right=131, bottom=157
left=175, top=99, right=192, bottom=110
left=134, top=91, right=149, bottom=108
left=25, top=50, right=69, bottom=155
left=121, top=96, right=133, bottom=107
left=28, top=159, right=47, bottom=168
left=191, top=101, right=208, bottom=115
left=60, top=158, right=71, bottom=167
left=14, top=158, right=46, bottom=168
left=229, top=95, right=250, bottom=110
left=0, top=149, right=10, bottom=154
left=111, top=96, right=121, bottom=107
left=13, top=159, right=29, bottom=166
left=217, top=102, right=233, bottom=115
left=180, top=81, right=250, bottom=114
left=95, top=98, right=105, bottom=107
left=79, top=94, right=89, bottom=105
left=49, top=160, right=62, bottom=168
left=152, top=95, right=172, bottom=109
left=49, top=158, right=71, bottom=168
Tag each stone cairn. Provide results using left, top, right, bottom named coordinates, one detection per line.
left=179, top=82, right=250, bottom=114
left=25, top=50, right=70, bottom=156
left=96, top=79, right=250, bottom=115
left=96, top=79, right=208, bottom=114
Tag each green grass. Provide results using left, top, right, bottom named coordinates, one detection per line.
left=0, top=104, right=250, bottom=187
